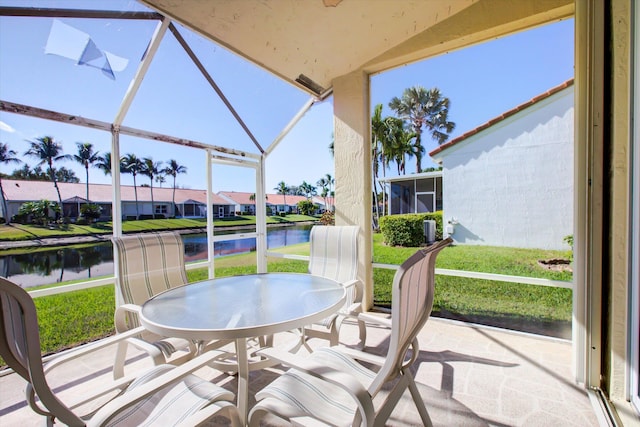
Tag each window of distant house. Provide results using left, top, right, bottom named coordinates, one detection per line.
left=155, top=205, right=167, bottom=214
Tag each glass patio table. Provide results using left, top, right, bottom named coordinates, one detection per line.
left=139, top=272, right=346, bottom=425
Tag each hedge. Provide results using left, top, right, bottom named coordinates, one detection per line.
left=379, top=212, right=443, bottom=247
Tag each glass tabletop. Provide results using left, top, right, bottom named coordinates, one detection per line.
left=140, top=272, right=345, bottom=340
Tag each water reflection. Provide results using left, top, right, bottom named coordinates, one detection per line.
left=1, top=225, right=312, bottom=288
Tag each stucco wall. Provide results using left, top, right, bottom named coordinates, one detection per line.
left=441, top=86, right=574, bottom=250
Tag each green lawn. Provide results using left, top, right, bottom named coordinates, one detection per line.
left=0, top=215, right=319, bottom=242
left=12, top=236, right=573, bottom=362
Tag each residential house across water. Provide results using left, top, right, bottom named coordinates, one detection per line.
left=0, top=179, right=235, bottom=221
left=0, top=180, right=333, bottom=221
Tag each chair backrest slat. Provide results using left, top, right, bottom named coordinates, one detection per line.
left=112, top=232, right=188, bottom=306
left=370, top=238, right=452, bottom=394
left=308, top=225, right=359, bottom=302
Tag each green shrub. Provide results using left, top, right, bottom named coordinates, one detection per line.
left=18, top=200, right=60, bottom=225
left=563, top=234, right=574, bottom=261
left=379, top=212, right=443, bottom=247
left=297, top=199, right=315, bottom=216
left=80, top=203, right=102, bottom=222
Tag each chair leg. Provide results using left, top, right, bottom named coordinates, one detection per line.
left=300, top=327, right=314, bottom=353
left=328, top=324, right=339, bottom=347
left=357, top=318, right=367, bottom=350
left=113, top=341, right=128, bottom=379
left=374, top=374, right=411, bottom=427
left=407, top=370, right=433, bottom=427
left=258, top=334, right=274, bottom=347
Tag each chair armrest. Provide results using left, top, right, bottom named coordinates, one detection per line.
left=358, top=312, right=391, bottom=329
left=43, top=326, right=148, bottom=375
left=342, top=279, right=359, bottom=290
left=340, top=303, right=363, bottom=317
left=89, top=350, right=234, bottom=426
left=257, top=347, right=375, bottom=425
left=335, top=346, right=386, bottom=367
left=114, top=303, right=142, bottom=332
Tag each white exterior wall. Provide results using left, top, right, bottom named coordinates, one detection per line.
left=441, top=87, right=574, bottom=250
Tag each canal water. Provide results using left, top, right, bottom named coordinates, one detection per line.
left=0, top=225, right=313, bottom=289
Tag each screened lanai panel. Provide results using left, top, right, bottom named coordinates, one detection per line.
left=0, top=113, right=112, bottom=184
left=166, top=23, right=313, bottom=148
left=1, top=1, right=315, bottom=157
left=121, top=21, right=311, bottom=156
left=0, top=7, right=157, bottom=122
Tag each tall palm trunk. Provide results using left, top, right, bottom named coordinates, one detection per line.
left=48, top=160, right=63, bottom=216
left=133, top=174, right=140, bottom=219
left=84, top=165, right=90, bottom=202
left=150, top=181, right=155, bottom=218
left=0, top=178, right=9, bottom=225
left=172, top=176, right=177, bottom=217
left=414, top=131, right=423, bottom=173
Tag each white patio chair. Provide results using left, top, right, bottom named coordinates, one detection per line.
left=0, top=276, right=241, bottom=427
left=302, top=225, right=367, bottom=348
left=248, top=238, right=453, bottom=427
left=112, top=232, right=218, bottom=379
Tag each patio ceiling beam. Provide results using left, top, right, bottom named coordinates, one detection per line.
left=0, top=6, right=162, bottom=20
left=168, top=23, right=265, bottom=154
left=0, top=100, right=259, bottom=159
left=209, top=154, right=259, bottom=169
left=118, top=124, right=259, bottom=159
left=0, top=100, right=112, bottom=132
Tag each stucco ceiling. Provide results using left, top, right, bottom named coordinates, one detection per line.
left=141, top=0, right=573, bottom=98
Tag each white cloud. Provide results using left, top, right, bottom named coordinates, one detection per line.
left=0, top=121, right=15, bottom=133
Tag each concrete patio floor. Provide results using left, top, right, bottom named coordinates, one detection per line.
left=0, top=315, right=600, bottom=426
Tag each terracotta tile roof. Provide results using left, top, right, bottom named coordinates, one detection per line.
left=1, top=180, right=232, bottom=205
left=218, top=191, right=256, bottom=205
left=312, top=195, right=334, bottom=206
left=3, top=180, right=332, bottom=207
left=218, top=191, right=313, bottom=206
left=266, top=194, right=308, bottom=206
left=429, top=78, right=574, bottom=158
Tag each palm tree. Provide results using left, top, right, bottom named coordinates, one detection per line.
left=389, top=86, right=455, bottom=173
left=121, top=153, right=143, bottom=219
left=0, top=142, right=22, bottom=224
left=372, top=106, right=411, bottom=220
left=275, top=181, right=289, bottom=214
left=141, top=157, right=162, bottom=218
left=24, top=136, right=70, bottom=209
left=385, top=116, right=417, bottom=175
left=163, top=159, right=187, bottom=217
left=299, top=181, right=316, bottom=199
left=95, top=152, right=113, bottom=176
left=73, top=142, right=99, bottom=202
left=316, top=177, right=329, bottom=210
left=329, top=132, right=334, bottom=157
left=324, top=173, right=334, bottom=195
left=371, top=104, right=386, bottom=223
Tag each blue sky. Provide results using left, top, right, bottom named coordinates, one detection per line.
left=0, top=1, right=574, bottom=194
